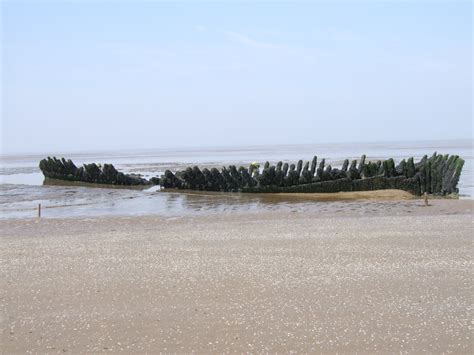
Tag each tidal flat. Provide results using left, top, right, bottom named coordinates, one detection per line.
left=1, top=199, right=472, bottom=353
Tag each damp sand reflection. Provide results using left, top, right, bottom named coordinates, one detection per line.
left=1, top=177, right=464, bottom=220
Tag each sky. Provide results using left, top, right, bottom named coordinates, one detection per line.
left=1, top=0, right=472, bottom=155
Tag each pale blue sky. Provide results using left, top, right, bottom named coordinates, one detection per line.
left=1, top=1, right=472, bottom=154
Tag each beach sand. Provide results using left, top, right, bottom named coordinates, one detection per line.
left=266, top=189, right=415, bottom=201
left=1, top=198, right=473, bottom=353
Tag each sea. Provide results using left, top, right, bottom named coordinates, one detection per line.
left=1, top=139, right=472, bottom=219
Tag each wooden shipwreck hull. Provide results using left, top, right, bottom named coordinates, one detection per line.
left=39, top=157, right=150, bottom=186
left=39, top=153, right=464, bottom=196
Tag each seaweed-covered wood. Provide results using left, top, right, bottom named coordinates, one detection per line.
left=39, top=153, right=465, bottom=196
left=39, top=157, right=149, bottom=185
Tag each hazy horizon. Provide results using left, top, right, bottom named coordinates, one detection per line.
left=1, top=137, right=472, bottom=159
left=2, top=1, right=472, bottom=154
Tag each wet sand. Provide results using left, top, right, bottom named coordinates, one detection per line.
left=268, top=189, right=415, bottom=201
left=166, top=188, right=416, bottom=201
left=1, top=199, right=473, bottom=353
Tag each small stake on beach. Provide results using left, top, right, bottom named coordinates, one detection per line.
left=38, top=203, right=41, bottom=218
left=424, top=192, right=429, bottom=207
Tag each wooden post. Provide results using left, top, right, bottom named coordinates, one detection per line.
left=38, top=203, right=41, bottom=218
left=424, top=192, right=429, bottom=207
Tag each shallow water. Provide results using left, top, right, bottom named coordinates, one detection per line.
left=1, top=139, right=472, bottom=219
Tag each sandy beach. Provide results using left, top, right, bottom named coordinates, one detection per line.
left=3, top=0, right=472, bottom=352
left=1, top=198, right=473, bottom=353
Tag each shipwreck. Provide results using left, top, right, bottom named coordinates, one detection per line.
left=39, top=153, right=464, bottom=197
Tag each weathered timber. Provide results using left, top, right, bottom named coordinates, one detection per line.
left=39, top=153, right=464, bottom=196
left=39, top=157, right=149, bottom=186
